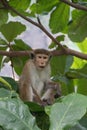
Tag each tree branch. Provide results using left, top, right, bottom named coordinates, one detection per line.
left=0, top=50, right=31, bottom=57
left=60, top=0, right=87, bottom=11
left=0, top=49, right=87, bottom=60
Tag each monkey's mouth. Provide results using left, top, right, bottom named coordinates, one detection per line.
left=39, top=66, right=45, bottom=68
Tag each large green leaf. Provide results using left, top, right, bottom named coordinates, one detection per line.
left=0, top=77, right=12, bottom=90
left=48, top=93, right=87, bottom=130
left=30, top=0, right=58, bottom=14
left=0, top=38, right=8, bottom=45
left=9, top=0, right=31, bottom=10
left=0, top=22, right=26, bottom=42
left=11, top=39, right=31, bottom=75
left=12, top=57, right=28, bottom=75
left=13, top=39, right=31, bottom=50
left=51, top=55, right=73, bottom=76
left=0, top=88, right=40, bottom=130
left=66, top=58, right=87, bottom=79
left=11, top=39, right=31, bottom=73
left=60, top=80, right=75, bottom=95
left=25, top=102, right=44, bottom=112
left=69, top=63, right=87, bottom=79
left=49, top=35, right=65, bottom=49
left=1, top=77, right=19, bottom=92
left=77, top=64, right=87, bottom=76
left=77, top=38, right=87, bottom=53
left=70, top=123, right=86, bottom=130
left=71, top=57, right=86, bottom=69
left=70, top=115, right=87, bottom=130
left=51, top=55, right=73, bottom=84
left=79, top=115, right=87, bottom=129
left=0, top=10, right=8, bottom=27
left=0, top=88, right=13, bottom=98
left=68, top=11, right=87, bottom=42
left=49, top=3, right=70, bottom=33
left=76, top=78, right=87, bottom=95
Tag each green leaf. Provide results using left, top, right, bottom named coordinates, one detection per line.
left=0, top=88, right=18, bottom=100
left=0, top=88, right=13, bottom=98
left=70, top=115, right=87, bottom=130
left=71, top=57, right=86, bottom=69
left=76, top=78, right=87, bottom=95
left=13, top=39, right=31, bottom=50
left=51, top=55, right=73, bottom=84
left=12, top=57, right=27, bottom=75
left=0, top=77, right=12, bottom=90
left=9, top=0, right=31, bottom=10
left=49, top=93, right=87, bottom=130
left=11, top=39, right=31, bottom=75
left=68, top=11, right=87, bottom=42
left=49, top=35, right=65, bottom=49
left=79, top=115, right=87, bottom=129
left=25, top=102, right=44, bottom=112
left=78, top=63, right=87, bottom=75
left=0, top=22, right=26, bottom=42
left=69, top=123, right=85, bottom=130
left=1, top=77, right=19, bottom=92
left=77, top=38, right=87, bottom=53
left=67, top=62, right=87, bottom=79
left=0, top=89, right=40, bottom=130
left=66, top=69, right=87, bottom=79
left=60, top=80, right=75, bottom=95
left=51, top=55, right=73, bottom=76
left=30, top=0, right=58, bottom=14
left=0, top=10, right=8, bottom=27
left=0, top=38, right=8, bottom=45
left=25, top=102, right=49, bottom=130
left=49, top=3, right=70, bottom=33
left=65, top=55, right=74, bottom=73
left=35, top=111, right=49, bottom=130
left=77, top=64, right=87, bottom=76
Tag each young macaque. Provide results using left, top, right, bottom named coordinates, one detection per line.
left=19, top=49, right=61, bottom=105
left=42, top=82, right=61, bottom=105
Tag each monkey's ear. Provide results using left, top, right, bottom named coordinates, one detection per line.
left=29, top=51, right=35, bottom=59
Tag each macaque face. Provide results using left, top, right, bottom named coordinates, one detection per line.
left=35, top=54, right=49, bottom=69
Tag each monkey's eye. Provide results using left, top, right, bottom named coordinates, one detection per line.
left=38, top=56, right=42, bottom=58
left=43, top=56, right=47, bottom=59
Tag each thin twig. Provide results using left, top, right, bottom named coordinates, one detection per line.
left=60, top=0, right=87, bottom=11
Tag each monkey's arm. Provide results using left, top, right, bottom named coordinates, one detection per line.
left=19, top=61, right=33, bottom=101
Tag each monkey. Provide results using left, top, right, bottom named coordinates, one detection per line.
left=42, top=82, right=61, bottom=105
left=19, top=49, right=61, bottom=105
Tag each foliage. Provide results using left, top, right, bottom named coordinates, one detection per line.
left=68, top=11, right=87, bottom=42
left=0, top=88, right=87, bottom=130
left=0, top=88, right=40, bottom=130
left=0, top=0, right=87, bottom=129
left=47, top=93, right=87, bottom=130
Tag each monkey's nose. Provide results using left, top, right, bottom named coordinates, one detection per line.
left=39, top=62, right=45, bottom=68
